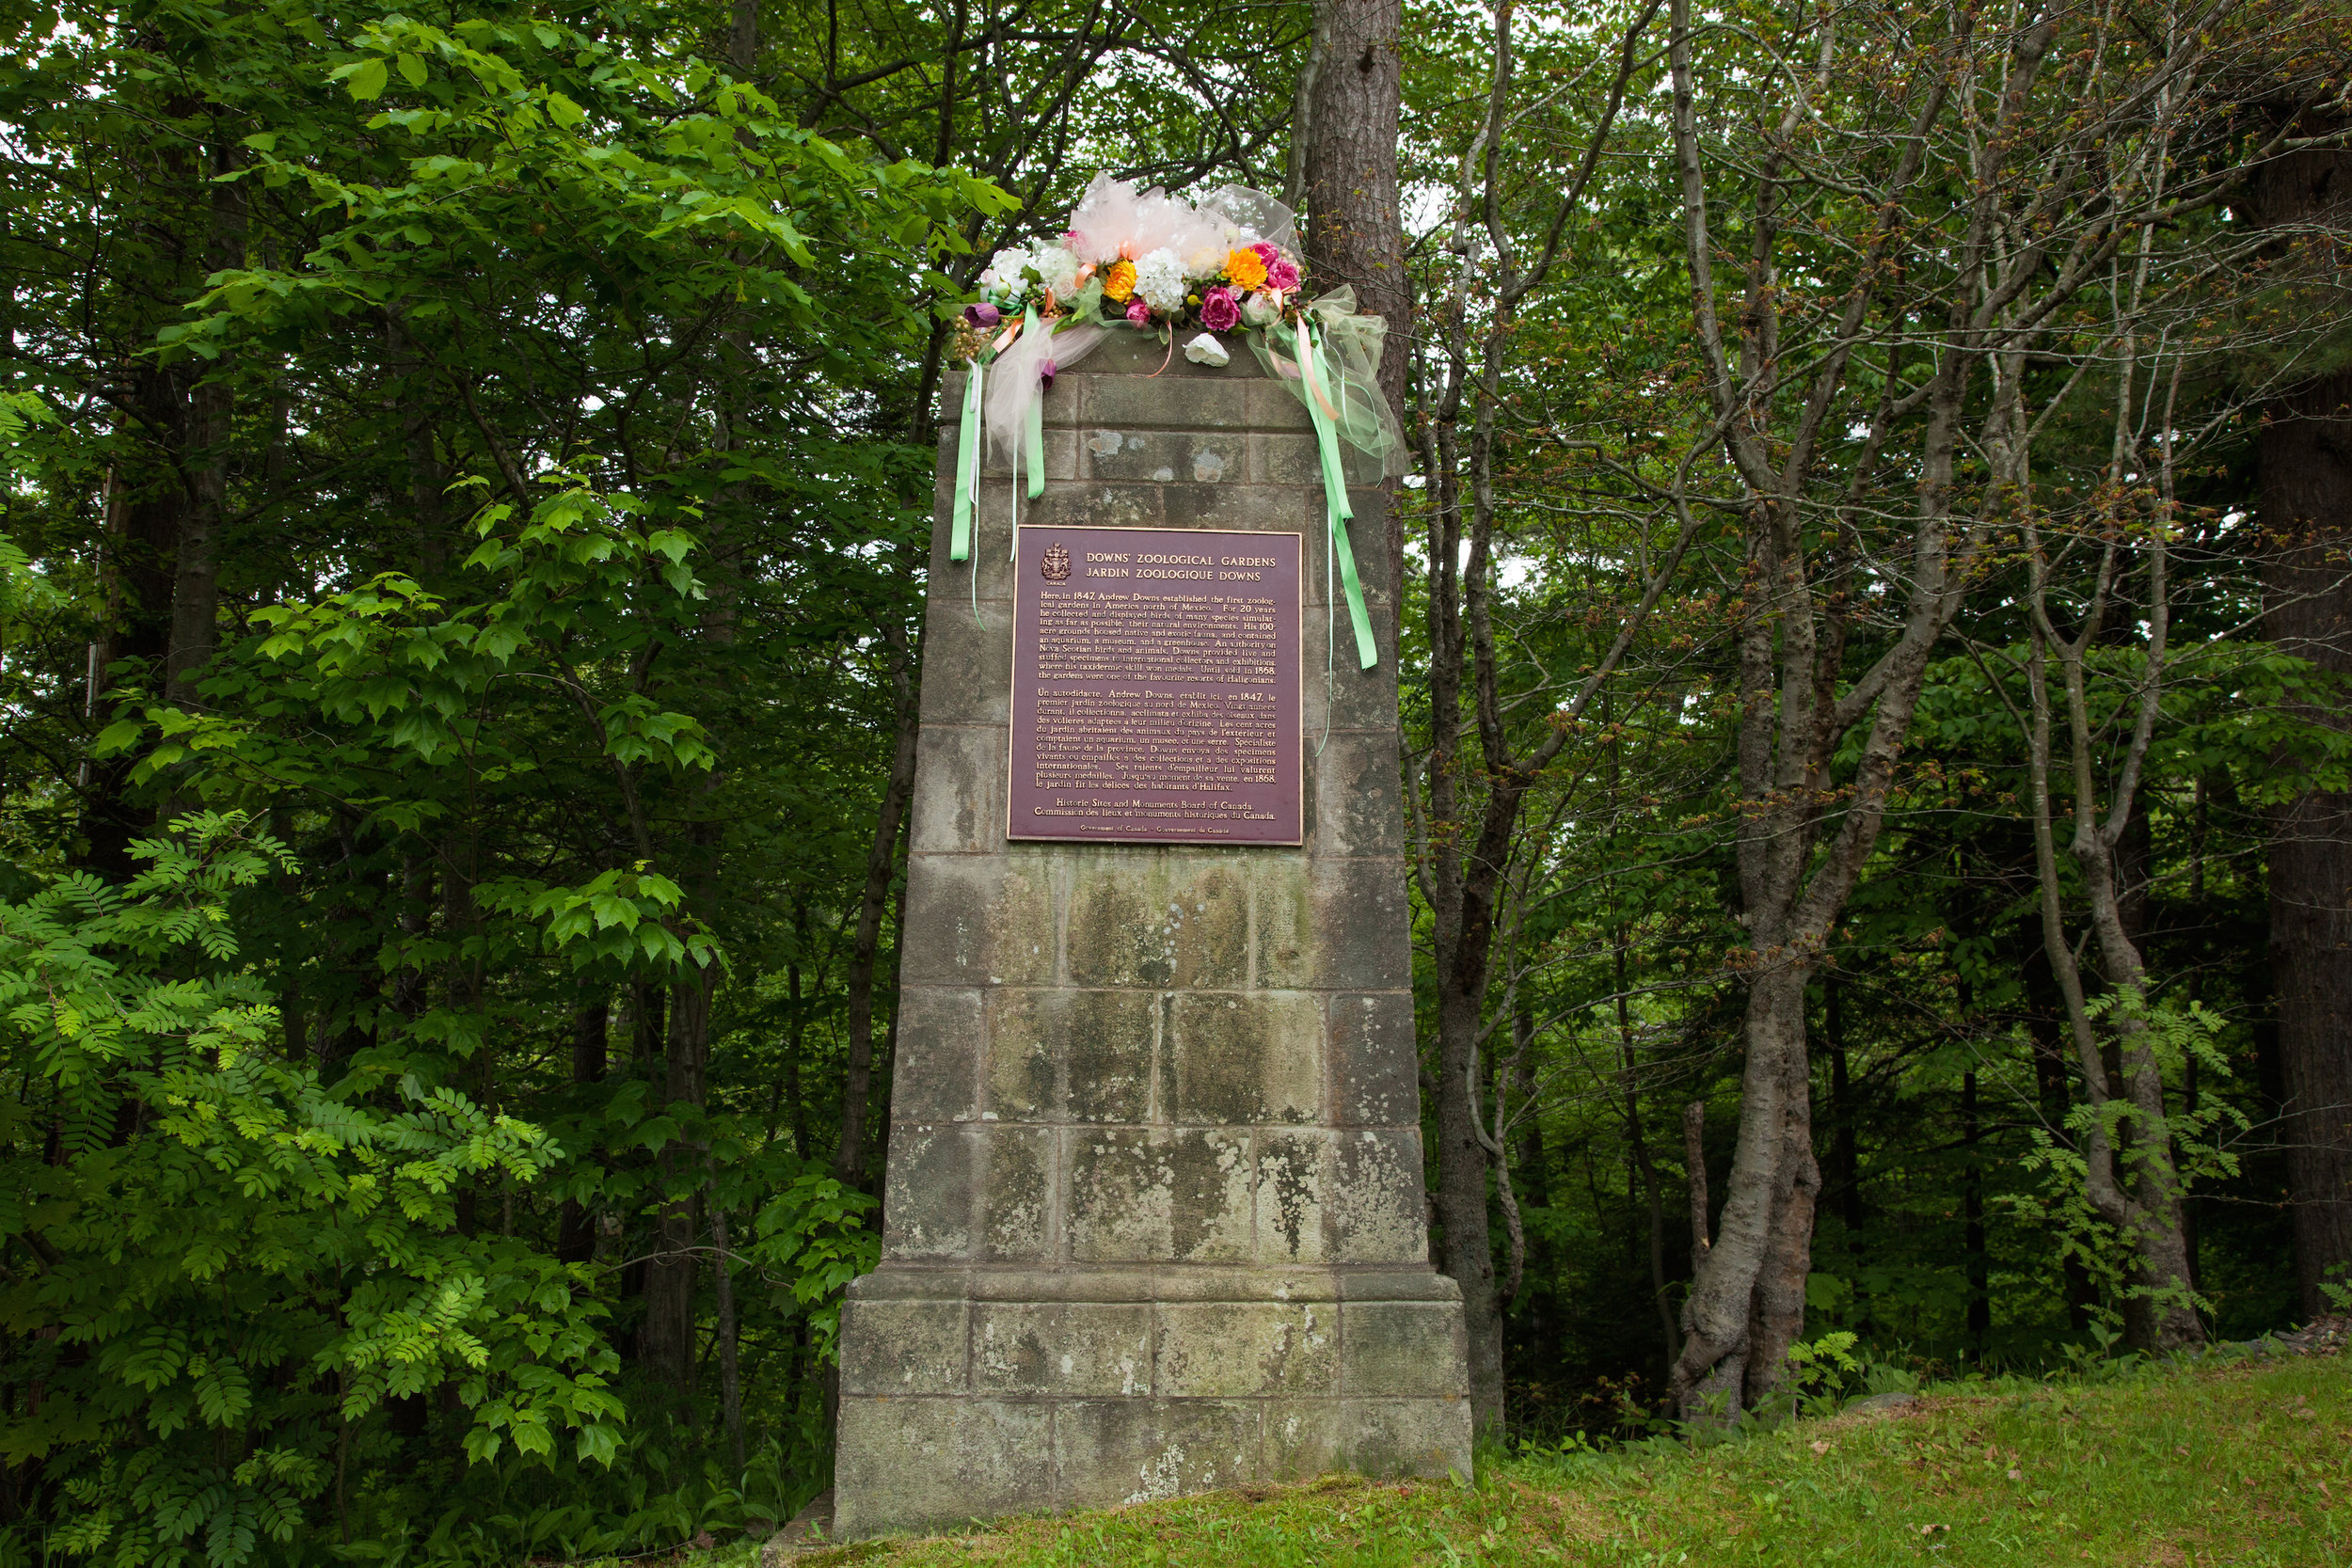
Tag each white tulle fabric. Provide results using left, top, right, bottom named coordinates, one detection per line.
left=983, top=316, right=1104, bottom=465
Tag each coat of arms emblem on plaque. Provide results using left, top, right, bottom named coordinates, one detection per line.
left=1041, top=542, right=1072, bottom=581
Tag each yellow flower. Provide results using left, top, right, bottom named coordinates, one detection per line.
left=1103, top=260, right=1137, bottom=301
left=1223, top=246, right=1269, bottom=291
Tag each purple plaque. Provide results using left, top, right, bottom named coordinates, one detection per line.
left=1009, top=524, right=1303, bottom=845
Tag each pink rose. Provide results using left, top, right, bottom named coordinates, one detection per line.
left=1199, top=287, right=1240, bottom=332
left=1125, top=297, right=1152, bottom=325
left=1265, top=257, right=1301, bottom=292
left=1253, top=242, right=1281, bottom=267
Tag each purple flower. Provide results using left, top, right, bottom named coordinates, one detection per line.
left=965, top=302, right=1001, bottom=328
left=1198, top=286, right=1240, bottom=332
left=1264, top=257, right=1301, bottom=292
left=1040, top=359, right=1057, bottom=390
left=1125, top=296, right=1152, bottom=325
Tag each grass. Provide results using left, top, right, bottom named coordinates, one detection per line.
left=667, top=1350, right=2352, bottom=1567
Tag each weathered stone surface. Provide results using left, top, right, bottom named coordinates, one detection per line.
left=1064, top=855, right=1249, bottom=989
left=1153, top=1301, right=1336, bottom=1396
left=1252, top=1132, right=1332, bottom=1264
left=987, top=989, right=1157, bottom=1123
left=890, top=989, right=982, bottom=1123
left=909, top=725, right=1005, bottom=857
left=914, top=599, right=1011, bottom=726
left=1068, top=1129, right=1255, bottom=1263
left=1330, top=1131, right=1432, bottom=1263
left=833, top=1399, right=1054, bottom=1539
left=834, top=344, right=1468, bottom=1541
left=1083, top=375, right=1254, bottom=431
left=1168, top=992, right=1320, bottom=1125
left=1327, top=993, right=1420, bottom=1127
left=1056, top=1399, right=1262, bottom=1504
left=838, top=1300, right=968, bottom=1396
left=1307, top=730, right=1406, bottom=859
left=975, top=1303, right=1151, bottom=1396
left=1083, top=428, right=1246, bottom=486
left=1341, top=1301, right=1471, bottom=1398
left=898, top=857, right=1055, bottom=988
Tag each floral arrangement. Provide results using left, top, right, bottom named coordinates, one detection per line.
left=946, top=176, right=1405, bottom=676
left=950, top=177, right=1311, bottom=365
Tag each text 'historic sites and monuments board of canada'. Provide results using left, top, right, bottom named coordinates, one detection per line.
left=1009, top=523, right=1304, bottom=846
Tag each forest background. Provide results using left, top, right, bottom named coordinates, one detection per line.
left=0, top=0, right=2347, bottom=1563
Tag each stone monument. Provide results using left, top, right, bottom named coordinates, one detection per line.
left=830, top=327, right=1471, bottom=1541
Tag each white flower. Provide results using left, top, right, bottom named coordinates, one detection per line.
left=980, top=247, right=1033, bottom=298
left=1030, top=245, right=1085, bottom=299
left=1183, top=332, right=1230, bottom=368
left=1134, top=246, right=1187, bottom=312
left=1241, top=291, right=1281, bottom=327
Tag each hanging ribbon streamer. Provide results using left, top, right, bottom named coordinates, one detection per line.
left=950, top=356, right=984, bottom=563
left=1296, top=318, right=1378, bottom=673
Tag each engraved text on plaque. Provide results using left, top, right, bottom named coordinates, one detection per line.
left=1009, top=524, right=1302, bottom=845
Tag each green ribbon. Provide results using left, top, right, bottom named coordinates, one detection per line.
left=1023, top=309, right=1046, bottom=503
left=1296, top=320, right=1378, bottom=672
left=950, top=354, right=984, bottom=562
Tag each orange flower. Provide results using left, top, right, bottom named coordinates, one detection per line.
left=1223, top=246, right=1269, bottom=291
left=1103, top=260, right=1137, bottom=301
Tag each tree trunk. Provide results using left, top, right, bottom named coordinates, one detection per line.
left=2253, top=130, right=2352, bottom=1314
left=165, top=143, right=246, bottom=708
left=834, top=626, right=920, bottom=1186
left=1297, top=0, right=1407, bottom=638
left=642, top=967, right=712, bottom=1402
left=559, top=996, right=609, bottom=1265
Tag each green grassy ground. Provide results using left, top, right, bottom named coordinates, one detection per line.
left=702, top=1351, right=2351, bottom=1567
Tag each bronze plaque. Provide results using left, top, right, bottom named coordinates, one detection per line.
left=1009, top=524, right=1302, bottom=845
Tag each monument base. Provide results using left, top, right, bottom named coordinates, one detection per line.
left=833, top=1263, right=1470, bottom=1541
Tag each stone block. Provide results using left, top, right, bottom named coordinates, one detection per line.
left=978, top=425, right=1077, bottom=482
left=1304, top=501, right=1399, bottom=612
left=1023, top=480, right=1168, bottom=532
left=839, top=1300, right=968, bottom=1396
left=882, top=1122, right=975, bottom=1260
left=1068, top=1129, right=1253, bottom=1262
left=1083, top=374, right=1254, bottom=431
left=1264, top=1398, right=1470, bottom=1482
left=1250, top=431, right=1386, bottom=486
left=911, top=724, right=1006, bottom=856
left=1341, top=1301, right=1470, bottom=1399
left=1249, top=860, right=1316, bottom=991
left=1154, top=1301, right=1336, bottom=1397
left=1253, top=1130, right=1332, bottom=1264
left=833, top=1398, right=1054, bottom=1540
left=1327, top=993, right=1420, bottom=1127
left=1309, top=857, right=1414, bottom=990
left=1083, top=428, right=1246, bottom=485
left=975, top=1303, right=1152, bottom=1396
left=1167, top=992, right=1320, bottom=1125
left=1328, top=1130, right=1431, bottom=1263
left=1339, top=1398, right=1475, bottom=1481
left=1064, top=854, right=1249, bottom=988
left=891, top=988, right=982, bottom=1123
left=929, top=488, right=1015, bottom=604
left=1307, top=729, right=1404, bottom=859
left=1055, top=1399, right=1261, bottom=1508
left=1079, top=328, right=1259, bottom=378
left=898, top=856, right=1056, bottom=988
left=1160, top=481, right=1319, bottom=535
left=914, top=598, right=1012, bottom=726
left=1299, top=614, right=1402, bottom=736
left=1247, top=379, right=1315, bottom=431
left=985, top=988, right=1157, bottom=1123
left=978, top=1125, right=1055, bottom=1261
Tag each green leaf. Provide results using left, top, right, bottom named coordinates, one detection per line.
left=344, top=57, right=389, bottom=102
